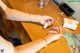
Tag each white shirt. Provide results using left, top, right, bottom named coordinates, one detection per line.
left=0, top=36, right=14, bottom=53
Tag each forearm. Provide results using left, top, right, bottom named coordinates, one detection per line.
left=5, top=8, right=41, bottom=23
left=15, top=39, right=46, bottom=53
left=0, top=0, right=40, bottom=22
left=44, top=34, right=61, bottom=44
left=15, top=34, right=61, bottom=53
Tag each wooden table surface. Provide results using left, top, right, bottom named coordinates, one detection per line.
left=7, top=0, right=80, bottom=53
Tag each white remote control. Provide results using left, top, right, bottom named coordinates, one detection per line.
left=43, top=23, right=48, bottom=29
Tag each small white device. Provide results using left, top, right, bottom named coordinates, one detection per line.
left=43, top=22, right=49, bottom=29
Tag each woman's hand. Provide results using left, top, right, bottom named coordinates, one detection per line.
left=44, top=27, right=62, bottom=44
left=30, top=15, right=54, bottom=27
left=39, top=15, right=54, bottom=26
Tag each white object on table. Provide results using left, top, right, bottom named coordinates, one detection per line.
left=63, top=18, right=79, bottom=30
left=43, top=22, right=49, bottom=29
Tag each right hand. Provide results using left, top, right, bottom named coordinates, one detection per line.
left=49, top=26, right=62, bottom=36
left=44, top=27, right=63, bottom=44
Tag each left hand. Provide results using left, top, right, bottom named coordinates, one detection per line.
left=30, top=15, right=54, bottom=27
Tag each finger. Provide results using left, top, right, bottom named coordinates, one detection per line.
left=43, top=20, right=52, bottom=29
left=49, top=31, right=59, bottom=34
left=44, top=18, right=54, bottom=26
left=49, top=19, right=54, bottom=24
left=59, top=27, right=62, bottom=34
left=42, top=20, right=48, bottom=25
left=47, top=20, right=52, bottom=27
left=53, top=35, right=61, bottom=40
left=51, top=27, right=59, bottom=33
left=61, top=35, right=64, bottom=36
left=55, top=27, right=59, bottom=31
left=49, top=17, right=54, bottom=21
left=54, top=26, right=62, bottom=34
left=52, top=27, right=58, bottom=30
left=51, top=21, right=54, bottom=24
left=55, top=27, right=60, bottom=34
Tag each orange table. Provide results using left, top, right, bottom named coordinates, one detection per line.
left=7, top=0, right=80, bottom=53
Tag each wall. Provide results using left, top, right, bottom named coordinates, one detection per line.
left=61, top=0, right=80, bottom=22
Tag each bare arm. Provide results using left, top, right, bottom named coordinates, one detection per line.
left=5, top=7, right=41, bottom=22
left=0, top=27, right=62, bottom=53
left=15, top=39, right=46, bottom=53
left=5, top=7, right=54, bottom=26
left=0, top=0, right=54, bottom=26
left=15, top=35, right=61, bottom=53
left=0, top=35, right=61, bottom=53
left=15, top=27, right=62, bottom=53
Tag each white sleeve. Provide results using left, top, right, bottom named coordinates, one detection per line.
left=0, top=36, right=14, bottom=53
left=0, top=0, right=7, bottom=10
left=0, top=44, right=14, bottom=53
